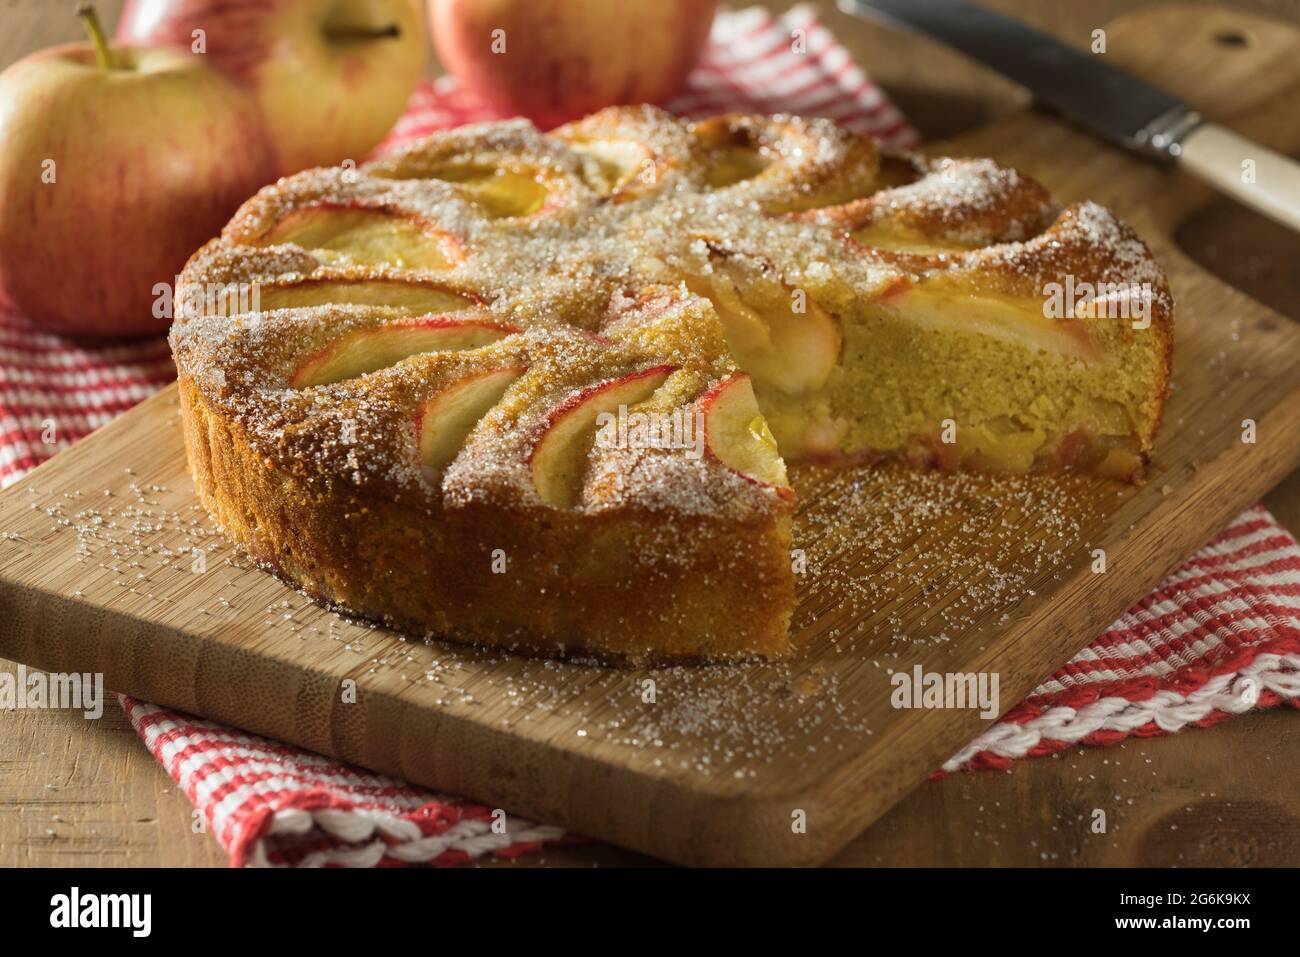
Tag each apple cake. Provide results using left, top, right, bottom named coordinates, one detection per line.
left=171, top=106, right=1173, bottom=661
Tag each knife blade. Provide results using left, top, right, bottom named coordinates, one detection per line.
left=838, top=0, right=1300, bottom=232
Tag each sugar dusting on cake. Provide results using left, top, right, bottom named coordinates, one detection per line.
left=172, top=107, right=1168, bottom=522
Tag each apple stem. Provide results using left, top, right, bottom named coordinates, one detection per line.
left=76, top=3, right=115, bottom=71
left=324, top=23, right=402, bottom=41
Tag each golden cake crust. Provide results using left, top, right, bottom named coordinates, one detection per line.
left=172, top=106, right=1174, bottom=661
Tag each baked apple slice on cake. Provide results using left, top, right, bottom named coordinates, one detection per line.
left=256, top=278, right=478, bottom=315
left=366, top=120, right=598, bottom=218
left=251, top=202, right=463, bottom=271
left=291, top=315, right=518, bottom=387
left=418, top=366, right=527, bottom=479
left=528, top=365, right=675, bottom=508
left=554, top=106, right=698, bottom=200
left=691, top=114, right=880, bottom=211
left=685, top=249, right=842, bottom=398
left=698, top=373, right=791, bottom=497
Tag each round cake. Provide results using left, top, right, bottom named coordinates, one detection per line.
left=170, top=105, right=1173, bottom=662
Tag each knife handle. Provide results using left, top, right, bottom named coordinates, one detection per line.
left=1177, top=123, right=1300, bottom=233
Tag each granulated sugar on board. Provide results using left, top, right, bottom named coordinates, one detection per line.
left=20, top=460, right=1116, bottom=779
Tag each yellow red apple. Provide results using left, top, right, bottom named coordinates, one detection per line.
left=429, top=0, right=717, bottom=129
left=0, top=7, right=276, bottom=337
left=117, top=0, right=427, bottom=173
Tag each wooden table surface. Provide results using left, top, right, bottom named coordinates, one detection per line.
left=1, top=0, right=1298, bottom=867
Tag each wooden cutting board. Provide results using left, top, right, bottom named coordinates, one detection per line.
left=3, top=5, right=1299, bottom=867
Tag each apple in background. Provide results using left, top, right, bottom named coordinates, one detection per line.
left=0, top=7, right=276, bottom=338
left=429, top=0, right=718, bottom=129
left=117, top=0, right=427, bottom=174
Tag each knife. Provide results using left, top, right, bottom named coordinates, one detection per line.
left=837, top=0, right=1300, bottom=232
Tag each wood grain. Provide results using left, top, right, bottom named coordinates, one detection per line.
left=2, top=0, right=1300, bottom=868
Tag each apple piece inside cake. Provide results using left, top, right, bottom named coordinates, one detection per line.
left=171, top=107, right=1172, bottom=662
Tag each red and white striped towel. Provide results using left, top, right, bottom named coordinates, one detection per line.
left=3, top=5, right=1297, bottom=867
left=942, top=504, right=1300, bottom=774
left=378, top=5, right=918, bottom=152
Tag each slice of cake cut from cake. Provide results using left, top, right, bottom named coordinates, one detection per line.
left=675, top=155, right=1172, bottom=479
left=171, top=107, right=1173, bottom=661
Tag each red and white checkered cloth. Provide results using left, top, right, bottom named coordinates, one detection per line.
left=3, top=5, right=1298, bottom=867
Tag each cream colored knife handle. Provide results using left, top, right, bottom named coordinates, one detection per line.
left=1177, top=123, right=1300, bottom=232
